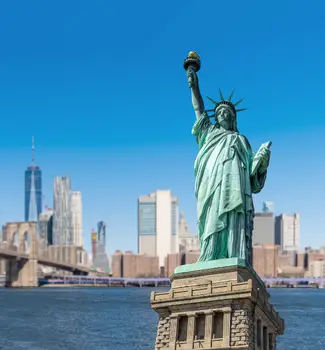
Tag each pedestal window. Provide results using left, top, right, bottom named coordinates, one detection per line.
left=177, top=316, right=188, bottom=341
left=212, top=312, right=224, bottom=339
left=195, top=314, right=205, bottom=340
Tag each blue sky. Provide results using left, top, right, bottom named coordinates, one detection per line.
left=0, top=1, right=324, bottom=253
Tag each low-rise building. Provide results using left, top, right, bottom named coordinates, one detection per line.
left=111, top=250, right=159, bottom=278
left=111, top=250, right=123, bottom=277
left=253, top=244, right=279, bottom=278
left=165, top=253, right=182, bottom=277
left=184, top=250, right=200, bottom=265
left=307, top=260, right=325, bottom=278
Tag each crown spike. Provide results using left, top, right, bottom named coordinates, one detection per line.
left=228, top=89, right=235, bottom=102
left=219, top=89, right=224, bottom=101
left=236, top=108, right=247, bottom=112
left=233, top=98, right=244, bottom=107
left=207, top=96, right=218, bottom=105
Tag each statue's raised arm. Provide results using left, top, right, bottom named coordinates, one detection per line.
left=184, top=52, right=205, bottom=119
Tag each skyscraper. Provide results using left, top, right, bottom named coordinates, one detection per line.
left=52, top=177, right=83, bottom=247
left=70, top=191, right=83, bottom=247
left=91, top=230, right=97, bottom=261
left=97, top=221, right=106, bottom=248
left=93, top=221, right=109, bottom=272
left=138, top=190, right=178, bottom=269
left=25, top=137, right=42, bottom=221
left=53, top=176, right=71, bottom=245
left=275, top=213, right=300, bottom=251
left=252, top=212, right=275, bottom=245
left=38, top=208, right=54, bottom=248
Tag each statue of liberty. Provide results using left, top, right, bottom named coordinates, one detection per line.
left=184, top=52, right=271, bottom=266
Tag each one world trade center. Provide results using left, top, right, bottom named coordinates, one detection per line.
left=25, top=137, right=42, bottom=222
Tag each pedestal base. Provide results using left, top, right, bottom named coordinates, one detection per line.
left=151, top=264, right=284, bottom=350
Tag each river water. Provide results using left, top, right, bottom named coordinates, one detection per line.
left=0, top=287, right=324, bottom=349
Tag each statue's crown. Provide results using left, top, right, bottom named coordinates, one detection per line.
left=206, top=89, right=246, bottom=116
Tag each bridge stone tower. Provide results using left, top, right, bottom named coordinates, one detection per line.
left=4, top=222, right=38, bottom=287
left=151, top=262, right=284, bottom=350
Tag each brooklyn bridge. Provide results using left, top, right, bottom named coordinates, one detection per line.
left=0, top=221, right=91, bottom=287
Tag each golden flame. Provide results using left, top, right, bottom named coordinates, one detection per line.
left=188, top=51, right=198, bottom=58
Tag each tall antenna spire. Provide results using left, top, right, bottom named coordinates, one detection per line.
left=32, top=136, right=35, bottom=164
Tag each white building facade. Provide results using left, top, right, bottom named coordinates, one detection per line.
left=138, top=190, right=178, bottom=269
left=70, top=191, right=83, bottom=247
left=253, top=212, right=275, bottom=245
left=53, top=176, right=71, bottom=245
left=275, top=213, right=300, bottom=251
left=53, top=176, right=83, bottom=247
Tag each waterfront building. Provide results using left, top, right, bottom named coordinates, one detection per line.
left=111, top=250, right=159, bottom=278
left=275, top=213, right=300, bottom=251
left=184, top=250, right=200, bottom=264
left=276, top=250, right=305, bottom=277
left=307, top=260, right=325, bottom=278
left=38, top=208, right=54, bottom=248
left=111, top=250, right=122, bottom=277
left=53, top=176, right=72, bottom=245
left=93, top=221, right=109, bottom=272
left=178, top=213, right=199, bottom=252
left=138, top=190, right=178, bottom=271
left=277, top=249, right=296, bottom=267
left=252, top=211, right=275, bottom=245
left=70, top=191, right=83, bottom=247
left=253, top=244, right=279, bottom=278
left=296, top=252, right=307, bottom=269
left=25, top=137, right=42, bottom=222
left=304, top=247, right=325, bottom=270
left=165, top=253, right=182, bottom=277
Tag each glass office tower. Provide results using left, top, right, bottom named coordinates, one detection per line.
left=24, top=138, right=42, bottom=221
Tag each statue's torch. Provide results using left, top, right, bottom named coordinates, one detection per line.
left=184, top=51, right=201, bottom=88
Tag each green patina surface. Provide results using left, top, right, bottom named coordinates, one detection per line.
left=174, top=257, right=246, bottom=274
left=174, top=257, right=266, bottom=289
left=185, top=52, right=271, bottom=267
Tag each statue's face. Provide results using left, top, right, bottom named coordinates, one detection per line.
left=216, top=106, right=234, bottom=130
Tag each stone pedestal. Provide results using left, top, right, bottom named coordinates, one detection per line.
left=151, top=262, right=284, bottom=350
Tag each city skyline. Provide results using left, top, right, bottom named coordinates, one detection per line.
left=0, top=1, right=324, bottom=253
left=0, top=143, right=322, bottom=255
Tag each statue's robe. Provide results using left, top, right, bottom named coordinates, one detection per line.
left=193, top=114, right=267, bottom=264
